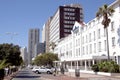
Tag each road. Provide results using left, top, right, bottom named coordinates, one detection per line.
left=11, top=68, right=85, bottom=80
left=12, top=68, right=41, bottom=80
left=11, top=68, right=120, bottom=80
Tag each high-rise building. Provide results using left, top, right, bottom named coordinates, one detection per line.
left=34, top=43, right=45, bottom=57
left=20, top=47, right=28, bottom=65
left=42, top=17, right=52, bottom=52
left=28, top=28, right=39, bottom=64
left=49, top=4, right=83, bottom=43
left=42, top=24, right=45, bottom=43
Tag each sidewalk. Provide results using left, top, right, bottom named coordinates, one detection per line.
left=41, top=74, right=87, bottom=80
left=4, top=72, right=18, bottom=80
left=40, top=72, right=120, bottom=80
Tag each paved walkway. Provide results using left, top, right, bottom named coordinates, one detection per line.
left=40, top=74, right=87, bottom=80
left=40, top=72, right=120, bottom=80
left=4, top=72, right=18, bottom=80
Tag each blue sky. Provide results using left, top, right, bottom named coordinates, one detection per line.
left=0, top=0, right=114, bottom=47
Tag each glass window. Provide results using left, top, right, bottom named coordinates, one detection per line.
left=104, top=29, right=106, bottom=37
left=94, top=43, right=96, bottom=53
left=112, top=37, right=115, bottom=46
left=79, top=48, right=80, bottom=56
left=98, top=42, right=101, bottom=52
left=89, top=33, right=91, bottom=42
left=86, top=35, right=87, bottom=43
left=83, top=36, right=84, bottom=44
left=83, top=47, right=84, bottom=55
left=94, top=31, right=96, bottom=40
left=104, top=40, right=107, bottom=51
left=98, top=29, right=101, bottom=39
left=86, top=45, right=88, bottom=54
left=119, top=4, right=120, bottom=12
left=90, top=44, right=92, bottom=53
left=111, top=21, right=114, bottom=31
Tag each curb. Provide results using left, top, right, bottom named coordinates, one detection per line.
left=40, top=77, right=53, bottom=80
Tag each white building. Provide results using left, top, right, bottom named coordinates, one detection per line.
left=41, top=24, right=45, bottom=43
left=20, top=47, right=28, bottom=65
left=54, top=0, right=120, bottom=73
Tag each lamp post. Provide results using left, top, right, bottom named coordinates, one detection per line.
left=6, top=32, right=18, bottom=43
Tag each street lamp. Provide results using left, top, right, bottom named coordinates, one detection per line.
left=5, top=32, right=18, bottom=43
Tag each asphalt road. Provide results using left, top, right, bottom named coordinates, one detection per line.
left=11, top=68, right=120, bottom=80
left=12, top=68, right=41, bottom=80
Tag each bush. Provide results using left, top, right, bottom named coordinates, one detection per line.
left=91, top=64, right=99, bottom=72
left=92, top=61, right=120, bottom=73
left=98, top=61, right=120, bottom=73
left=0, top=69, right=5, bottom=80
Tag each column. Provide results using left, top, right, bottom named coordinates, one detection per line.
left=92, top=59, right=95, bottom=65
left=71, top=61, right=72, bottom=69
left=77, top=61, right=78, bottom=69
left=85, top=60, right=87, bottom=70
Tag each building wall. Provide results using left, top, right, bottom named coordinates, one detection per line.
left=49, top=4, right=83, bottom=45
left=20, top=47, right=28, bottom=65
left=42, top=24, right=45, bottom=43
left=28, top=28, right=39, bottom=64
left=34, top=43, right=45, bottom=57
left=45, top=17, right=52, bottom=52
left=55, top=0, right=120, bottom=71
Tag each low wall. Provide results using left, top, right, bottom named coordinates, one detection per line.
left=65, top=69, right=120, bottom=77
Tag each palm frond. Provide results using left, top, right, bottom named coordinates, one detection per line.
left=96, top=7, right=102, bottom=17
left=103, top=4, right=108, bottom=10
left=108, top=8, right=115, bottom=16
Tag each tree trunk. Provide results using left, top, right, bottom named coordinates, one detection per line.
left=106, top=27, right=110, bottom=61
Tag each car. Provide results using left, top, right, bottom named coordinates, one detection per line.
left=32, top=67, right=53, bottom=74
left=32, top=66, right=41, bottom=74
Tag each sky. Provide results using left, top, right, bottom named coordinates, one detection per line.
left=0, top=0, right=115, bottom=47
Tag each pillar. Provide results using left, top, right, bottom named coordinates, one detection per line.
left=85, top=60, right=87, bottom=70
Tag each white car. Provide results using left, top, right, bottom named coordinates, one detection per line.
left=32, top=67, right=53, bottom=74
left=32, top=66, right=41, bottom=73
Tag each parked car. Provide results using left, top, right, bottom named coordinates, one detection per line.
left=32, top=67, right=53, bottom=74
left=32, top=66, right=41, bottom=74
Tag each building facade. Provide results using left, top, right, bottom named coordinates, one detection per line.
left=55, top=0, right=120, bottom=73
left=20, top=47, right=28, bottom=65
left=42, top=17, right=52, bottom=52
left=28, top=28, right=39, bottom=64
left=34, top=43, right=45, bottom=57
left=49, top=4, right=83, bottom=44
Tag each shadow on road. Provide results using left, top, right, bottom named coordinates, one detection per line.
left=12, top=70, right=41, bottom=79
left=13, top=75, right=41, bottom=78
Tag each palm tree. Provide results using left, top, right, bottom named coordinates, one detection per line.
left=49, top=42, right=56, bottom=52
left=96, top=4, right=114, bottom=61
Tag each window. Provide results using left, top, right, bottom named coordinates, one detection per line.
left=111, top=21, right=114, bottom=31
left=93, top=20, right=95, bottom=26
left=104, top=40, right=107, bottom=51
left=104, top=29, right=106, bottom=37
left=94, top=31, right=96, bottom=40
left=112, top=37, right=115, bottom=46
left=98, top=29, right=101, bottom=39
left=64, top=29, right=70, bottom=32
left=119, top=4, right=120, bottom=12
left=82, top=36, right=84, bottom=44
left=94, top=43, right=96, bottom=53
left=89, top=33, right=91, bottom=42
left=86, top=35, right=88, bottom=43
left=98, top=42, right=101, bottom=52
left=90, top=44, right=92, bottom=53
left=83, top=47, right=84, bottom=55
left=79, top=48, right=80, bottom=56
left=86, top=45, right=88, bottom=54
left=76, top=39, right=77, bottom=46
